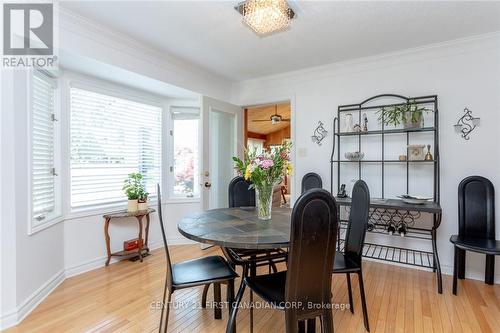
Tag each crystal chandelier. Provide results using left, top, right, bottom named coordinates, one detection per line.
left=236, top=0, right=295, bottom=36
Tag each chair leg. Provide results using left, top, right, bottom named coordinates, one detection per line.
left=270, top=261, right=278, bottom=273
left=158, top=275, right=169, bottom=333
left=485, top=254, right=495, bottom=285
left=320, top=310, right=334, bottom=333
left=159, top=291, right=172, bottom=333
left=226, top=276, right=247, bottom=333
left=346, top=273, right=354, bottom=314
left=358, top=271, right=370, bottom=331
left=285, top=311, right=299, bottom=333
left=453, top=246, right=459, bottom=295
left=202, top=284, right=210, bottom=308
left=214, top=282, right=222, bottom=319
left=457, top=248, right=466, bottom=279
left=307, top=318, right=316, bottom=333
left=298, top=320, right=305, bottom=333
left=227, top=279, right=235, bottom=316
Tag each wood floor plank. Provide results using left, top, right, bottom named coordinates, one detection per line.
left=4, top=245, right=500, bottom=333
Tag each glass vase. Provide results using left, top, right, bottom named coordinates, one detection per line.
left=255, top=184, right=274, bottom=220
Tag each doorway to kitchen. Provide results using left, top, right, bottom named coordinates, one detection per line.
left=244, top=102, right=292, bottom=206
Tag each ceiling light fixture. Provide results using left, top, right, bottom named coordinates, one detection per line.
left=235, top=0, right=295, bottom=36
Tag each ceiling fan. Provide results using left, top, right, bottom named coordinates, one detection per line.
left=252, top=105, right=290, bottom=125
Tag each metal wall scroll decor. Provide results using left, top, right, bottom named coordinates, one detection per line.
left=311, top=121, right=328, bottom=145
left=454, top=107, right=480, bottom=140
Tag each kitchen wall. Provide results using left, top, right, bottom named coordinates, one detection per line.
left=233, top=32, right=500, bottom=283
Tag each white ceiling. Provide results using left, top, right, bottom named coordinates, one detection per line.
left=60, top=1, right=500, bottom=81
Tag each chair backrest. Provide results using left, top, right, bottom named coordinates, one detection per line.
left=228, top=176, right=255, bottom=207
left=458, top=176, right=495, bottom=240
left=157, top=184, right=174, bottom=291
left=344, top=180, right=370, bottom=265
left=285, top=189, right=338, bottom=317
left=301, top=172, right=323, bottom=193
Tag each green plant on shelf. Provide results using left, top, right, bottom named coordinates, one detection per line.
left=377, top=99, right=431, bottom=128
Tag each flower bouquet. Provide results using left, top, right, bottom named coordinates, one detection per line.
left=233, top=142, right=292, bottom=220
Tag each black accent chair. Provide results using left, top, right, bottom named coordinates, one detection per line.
left=333, top=180, right=370, bottom=331
left=156, top=184, right=238, bottom=333
left=450, top=176, right=500, bottom=295
left=301, top=172, right=323, bottom=193
left=227, top=188, right=338, bottom=333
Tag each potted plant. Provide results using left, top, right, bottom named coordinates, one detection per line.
left=233, top=142, right=292, bottom=220
left=138, top=188, right=149, bottom=211
left=377, top=99, right=429, bottom=129
left=122, top=173, right=144, bottom=212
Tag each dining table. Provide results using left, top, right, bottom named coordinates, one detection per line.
left=178, top=206, right=293, bottom=333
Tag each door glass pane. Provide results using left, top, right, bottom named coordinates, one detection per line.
left=172, top=108, right=200, bottom=198
left=209, top=109, right=235, bottom=209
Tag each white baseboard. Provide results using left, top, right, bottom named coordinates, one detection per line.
left=0, top=269, right=65, bottom=330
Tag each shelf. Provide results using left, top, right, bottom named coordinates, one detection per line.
left=338, top=239, right=434, bottom=269
left=335, top=197, right=441, bottom=214
left=335, top=127, right=436, bottom=137
left=111, top=248, right=149, bottom=257
left=332, top=160, right=436, bottom=163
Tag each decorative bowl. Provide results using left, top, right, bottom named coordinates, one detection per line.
left=397, top=194, right=432, bottom=205
left=345, top=152, right=365, bottom=161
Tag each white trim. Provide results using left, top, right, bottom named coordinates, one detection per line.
left=0, top=270, right=65, bottom=330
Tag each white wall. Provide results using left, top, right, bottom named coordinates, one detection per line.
left=233, top=33, right=500, bottom=282
left=1, top=70, right=18, bottom=328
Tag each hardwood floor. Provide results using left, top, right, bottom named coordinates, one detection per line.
left=4, top=245, right=500, bottom=333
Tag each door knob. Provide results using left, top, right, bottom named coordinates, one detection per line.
left=204, top=182, right=212, bottom=188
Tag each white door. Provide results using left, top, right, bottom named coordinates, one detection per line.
left=201, top=96, right=243, bottom=210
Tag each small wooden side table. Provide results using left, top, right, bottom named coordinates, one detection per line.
left=103, top=208, right=155, bottom=266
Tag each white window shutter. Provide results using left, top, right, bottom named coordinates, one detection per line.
left=31, top=71, right=57, bottom=224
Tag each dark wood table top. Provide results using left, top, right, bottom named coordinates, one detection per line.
left=103, top=208, right=155, bottom=219
left=178, top=207, right=292, bottom=250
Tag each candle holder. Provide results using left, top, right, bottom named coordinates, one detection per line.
left=454, top=107, right=480, bottom=140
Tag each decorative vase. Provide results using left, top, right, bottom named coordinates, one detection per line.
left=127, top=199, right=138, bottom=212
left=138, top=201, right=148, bottom=211
left=255, top=183, right=274, bottom=220
left=344, top=113, right=354, bottom=132
left=403, top=111, right=423, bottom=129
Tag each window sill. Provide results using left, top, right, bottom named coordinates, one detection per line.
left=164, top=198, right=200, bottom=204
left=28, top=215, right=64, bottom=235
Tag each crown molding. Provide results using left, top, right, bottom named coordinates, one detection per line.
left=233, top=31, right=500, bottom=99
left=57, top=6, right=235, bottom=100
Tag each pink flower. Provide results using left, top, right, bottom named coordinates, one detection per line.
left=259, top=159, right=274, bottom=169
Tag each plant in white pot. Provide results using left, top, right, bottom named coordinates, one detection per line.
left=123, top=173, right=144, bottom=212
left=138, top=188, right=149, bottom=211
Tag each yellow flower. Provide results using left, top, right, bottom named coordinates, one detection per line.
left=244, top=165, right=252, bottom=180
left=286, top=163, right=293, bottom=176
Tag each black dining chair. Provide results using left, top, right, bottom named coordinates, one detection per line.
left=221, top=177, right=287, bottom=275
left=156, top=184, right=238, bottom=333
left=450, top=176, right=499, bottom=295
left=301, top=172, right=323, bottom=193
left=203, top=177, right=288, bottom=331
left=227, top=189, right=339, bottom=333
left=333, top=180, right=370, bottom=331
